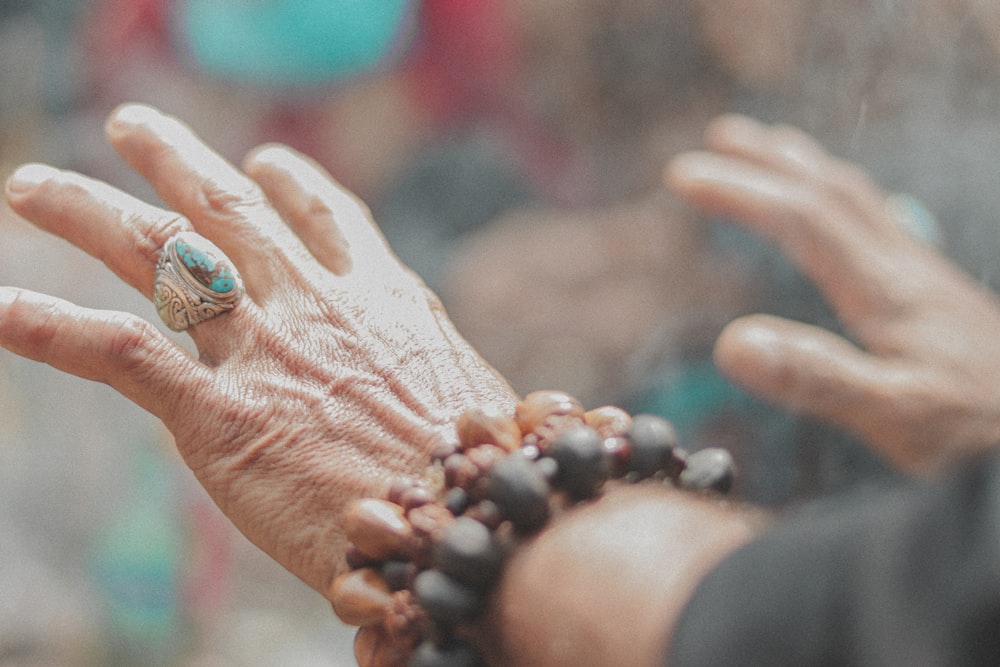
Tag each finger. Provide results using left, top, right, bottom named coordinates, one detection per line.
left=242, top=144, right=360, bottom=275
left=702, top=114, right=888, bottom=224
left=0, top=286, right=206, bottom=422
left=702, top=114, right=829, bottom=180
left=5, top=163, right=190, bottom=298
left=243, top=143, right=402, bottom=277
left=713, top=314, right=902, bottom=444
left=104, top=103, right=302, bottom=294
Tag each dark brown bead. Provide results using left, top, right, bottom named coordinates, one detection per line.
left=345, top=544, right=377, bottom=570
left=465, top=499, right=504, bottom=530
left=382, top=560, right=418, bottom=591
left=344, top=498, right=416, bottom=560
left=329, top=567, right=394, bottom=627
left=603, top=436, right=631, bottom=476
left=455, top=407, right=523, bottom=452
left=485, top=453, right=551, bottom=533
left=679, top=447, right=736, bottom=494
left=432, top=517, right=504, bottom=590
left=546, top=425, right=609, bottom=500
left=444, top=486, right=471, bottom=516
left=413, top=569, right=484, bottom=624
left=626, top=414, right=679, bottom=479
left=411, top=638, right=483, bottom=667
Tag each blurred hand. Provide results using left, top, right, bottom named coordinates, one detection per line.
left=668, top=114, right=1000, bottom=474
left=0, top=103, right=516, bottom=595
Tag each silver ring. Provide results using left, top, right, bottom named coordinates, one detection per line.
left=154, top=231, right=244, bottom=331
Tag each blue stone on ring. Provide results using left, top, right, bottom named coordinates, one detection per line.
left=175, top=237, right=237, bottom=294
left=154, top=231, right=243, bottom=331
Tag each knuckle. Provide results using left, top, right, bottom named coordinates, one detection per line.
left=198, top=177, right=269, bottom=227
left=19, top=299, right=63, bottom=353
left=126, top=212, right=189, bottom=263
left=306, top=193, right=334, bottom=221
left=105, top=314, right=162, bottom=374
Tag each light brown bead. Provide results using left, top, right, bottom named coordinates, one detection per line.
left=514, top=390, right=585, bottom=435
left=344, top=498, right=416, bottom=560
left=455, top=406, right=523, bottom=452
left=329, top=567, right=394, bottom=627
left=584, top=405, right=633, bottom=439
left=354, top=625, right=411, bottom=667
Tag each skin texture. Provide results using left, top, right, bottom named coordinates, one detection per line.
left=5, top=106, right=1000, bottom=665
left=0, top=103, right=517, bottom=596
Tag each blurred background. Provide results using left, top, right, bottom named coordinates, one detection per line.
left=3, top=1, right=1000, bottom=664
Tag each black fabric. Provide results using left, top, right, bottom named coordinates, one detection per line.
left=666, top=454, right=1000, bottom=666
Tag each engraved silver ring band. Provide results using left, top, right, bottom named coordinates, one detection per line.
left=153, top=231, right=244, bottom=332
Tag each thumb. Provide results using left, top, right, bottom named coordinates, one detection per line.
left=714, top=314, right=897, bottom=441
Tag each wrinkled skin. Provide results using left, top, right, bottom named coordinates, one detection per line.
left=5, top=105, right=1000, bottom=665
left=668, top=114, right=1000, bottom=474
left=0, top=103, right=516, bottom=595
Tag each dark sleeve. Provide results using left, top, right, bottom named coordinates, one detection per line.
left=666, top=454, right=1000, bottom=667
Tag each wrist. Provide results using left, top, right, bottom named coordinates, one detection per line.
left=329, top=390, right=749, bottom=666
left=494, top=484, right=761, bottom=666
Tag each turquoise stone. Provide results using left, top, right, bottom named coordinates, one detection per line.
left=176, top=238, right=236, bottom=293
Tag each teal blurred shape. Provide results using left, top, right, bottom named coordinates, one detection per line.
left=175, top=0, right=415, bottom=86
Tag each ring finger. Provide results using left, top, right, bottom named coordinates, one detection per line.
left=4, top=163, right=261, bottom=356
left=5, top=163, right=192, bottom=299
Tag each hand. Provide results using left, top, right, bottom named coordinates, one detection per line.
left=0, top=103, right=516, bottom=595
left=667, top=114, right=1000, bottom=474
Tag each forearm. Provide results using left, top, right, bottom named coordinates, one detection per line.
left=492, top=484, right=762, bottom=666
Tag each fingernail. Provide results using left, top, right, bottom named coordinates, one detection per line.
left=667, top=153, right=722, bottom=185
left=5, top=163, right=58, bottom=197
left=105, top=102, right=160, bottom=135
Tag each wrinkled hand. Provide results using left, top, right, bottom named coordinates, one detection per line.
left=668, top=114, right=1000, bottom=474
left=0, top=104, right=516, bottom=594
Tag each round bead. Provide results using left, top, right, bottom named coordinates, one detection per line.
left=328, top=567, right=393, bottom=627
left=353, top=625, right=411, bottom=667
left=432, top=517, right=504, bottom=590
left=411, top=638, right=483, bottom=667
left=382, top=559, right=417, bottom=591
left=679, top=447, right=736, bottom=494
left=343, top=498, right=416, bottom=560
left=444, top=486, right=471, bottom=516
left=514, top=390, right=585, bottom=435
left=546, top=425, right=609, bottom=499
left=584, top=405, right=633, bottom=439
left=400, top=485, right=434, bottom=511
left=626, top=414, right=679, bottom=479
left=465, top=499, right=504, bottom=530
left=413, top=569, right=483, bottom=625
left=485, top=454, right=551, bottom=533
left=456, top=407, right=523, bottom=452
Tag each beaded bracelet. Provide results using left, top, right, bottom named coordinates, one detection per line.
left=328, top=390, right=736, bottom=667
